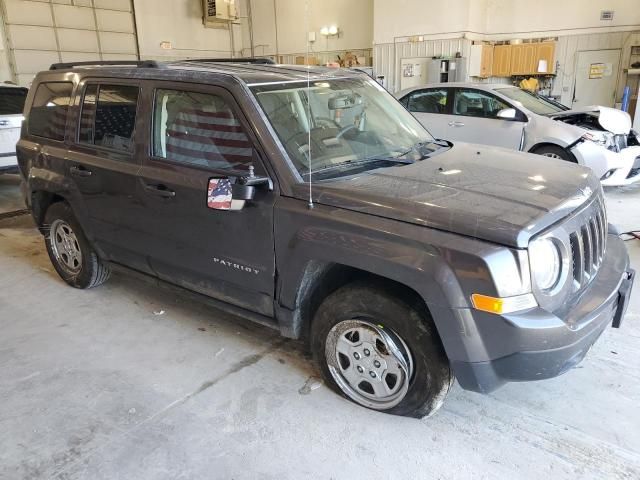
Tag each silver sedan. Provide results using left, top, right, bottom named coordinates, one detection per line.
left=395, top=83, right=640, bottom=186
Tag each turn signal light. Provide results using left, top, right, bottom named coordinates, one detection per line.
left=471, top=293, right=537, bottom=314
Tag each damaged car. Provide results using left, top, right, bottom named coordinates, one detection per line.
left=396, top=83, right=640, bottom=186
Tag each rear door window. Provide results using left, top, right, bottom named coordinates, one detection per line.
left=0, top=87, right=28, bottom=115
left=28, top=82, right=74, bottom=141
left=407, top=89, right=448, bottom=113
left=79, top=83, right=139, bottom=152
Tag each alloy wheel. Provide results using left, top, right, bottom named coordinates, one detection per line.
left=50, top=219, right=83, bottom=275
left=325, top=319, right=414, bottom=410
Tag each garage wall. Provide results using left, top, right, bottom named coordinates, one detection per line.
left=372, top=0, right=640, bottom=97
left=245, top=0, right=372, bottom=58
left=374, top=37, right=475, bottom=93
left=553, top=31, right=640, bottom=106
left=485, top=0, right=640, bottom=38
left=131, top=0, right=241, bottom=61
left=0, top=0, right=138, bottom=86
left=373, top=0, right=640, bottom=43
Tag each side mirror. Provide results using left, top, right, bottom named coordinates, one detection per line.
left=497, top=108, right=517, bottom=120
left=207, top=174, right=271, bottom=211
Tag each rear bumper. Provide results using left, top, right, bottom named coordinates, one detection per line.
left=452, top=234, right=634, bottom=393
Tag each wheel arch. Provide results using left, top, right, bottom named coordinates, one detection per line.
left=283, top=260, right=437, bottom=345
left=528, top=142, right=578, bottom=163
left=31, top=190, right=66, bottom=231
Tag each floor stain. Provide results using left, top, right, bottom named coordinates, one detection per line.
left=298, top=376, right=323, bottom=395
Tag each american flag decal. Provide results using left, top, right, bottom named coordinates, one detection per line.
left=207, top=178, right=233, bottom=210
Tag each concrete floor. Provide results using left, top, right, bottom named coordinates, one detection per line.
left=1, top=172, right=639, bottom=480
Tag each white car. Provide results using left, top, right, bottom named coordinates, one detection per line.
left=0, top=83, right=28, bottom=174
left=395, top=83, right=640, bottom=186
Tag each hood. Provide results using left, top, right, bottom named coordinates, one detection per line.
left=302, top=143, right=600, bottom=248
left=549, top=106, right=632, bottom=135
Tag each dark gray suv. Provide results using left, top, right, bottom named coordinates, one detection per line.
left=16, top=59, right=635, bottom=418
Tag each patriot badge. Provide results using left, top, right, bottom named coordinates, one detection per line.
left=207, top=178, right=233, bottom=210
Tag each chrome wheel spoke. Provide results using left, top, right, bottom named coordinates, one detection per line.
left=369, top=378, right=392, bottom=398
left=50, top=220, right=83, bottom=275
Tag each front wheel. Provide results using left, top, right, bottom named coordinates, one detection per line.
left=532, top=144, right=575, bottom=162
left=311, top=282, right=453, bottom=418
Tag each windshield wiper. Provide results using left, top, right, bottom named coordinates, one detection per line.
left=305, top=156, right=413, bottom=176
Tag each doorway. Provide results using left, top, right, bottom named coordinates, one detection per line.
left=572, top=49, right=621, bottom=108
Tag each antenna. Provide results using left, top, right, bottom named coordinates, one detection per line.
left=305, top=0, right=314, bottom=209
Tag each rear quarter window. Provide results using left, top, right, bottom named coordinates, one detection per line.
left=0, top=86, right=28, bottom=115
left=28, top=82, right=74, bottom=141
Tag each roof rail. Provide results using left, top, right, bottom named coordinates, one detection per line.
left=49, top=60, right=160, bottom=70
left=180, top=57, right=276, bottom=65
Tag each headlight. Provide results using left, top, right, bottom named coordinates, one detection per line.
left=582, top=130, right=612, bottom=148
left=529, top=238, right=561, bottom=291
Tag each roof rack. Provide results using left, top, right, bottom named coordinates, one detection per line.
left=49, top=60, right=160, bottom=70
left=180, top=58, right=276, bottom=65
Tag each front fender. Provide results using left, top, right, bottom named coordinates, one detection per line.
left=274, top=197, right=531, bottom=360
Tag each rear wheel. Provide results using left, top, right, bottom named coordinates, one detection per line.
left=311, top=282, right=453, bottom=418
left=44, top=202, right=110, bottom=289
left=532, top=144, right=575, bottom=162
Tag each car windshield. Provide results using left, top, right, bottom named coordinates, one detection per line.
left=495, top=87, right=569, bottom=115
left=251, top=76, right=443, bottom=181
left=0, top=86, right=28, bottom=115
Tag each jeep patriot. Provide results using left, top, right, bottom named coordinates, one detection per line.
left=17, top=59, right=635, bottom=417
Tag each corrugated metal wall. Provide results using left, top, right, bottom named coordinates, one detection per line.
left=375, top=30, right=640, bottom=100
left=553, top=31, right=640, bottom=105
left=0, top=0, right=138, bottom=86
left=373, top=38, right=471, bottom=93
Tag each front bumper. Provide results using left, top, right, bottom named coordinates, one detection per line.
left=572, top=142, right=640, bottom=187
left=452, top=234, right=634, bottom=393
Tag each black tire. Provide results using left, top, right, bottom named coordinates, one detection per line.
left=532, top=144, right=576, bottom=162
left=311, top=282, right=453, bottom=418
left=44, top=201, right=110, bottom=289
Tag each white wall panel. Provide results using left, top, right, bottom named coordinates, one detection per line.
left=98, top=32, right=136, bottom=54
left=57, top=28, right=99, bottom=52
left=4, top=0, right=52, bottom=26
left=53, top=4, right=96, bottom=30
left=93, top=0, right=131, bottom=12
left=7, top=25, right=57, bottom=50
left=132, top=0, right=239, bottom=59
left=12, top=49, right=58, bottom=73
left=60, top=51, right=101, bottom=62
left=552, top=31, right=640, bottom=105
left=101, top=53, right=137, bottom=61
left=0, top=0, right=138, bottom=85
left=95, top=9, right=134, bottom=33
left=374, top=38, right=470, bottom=93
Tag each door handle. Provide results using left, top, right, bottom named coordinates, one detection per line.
left=143, top=183, right=176, bottom=198
left=70, top=165, right=92, bottom=177
left=448, top=121, right=465, bottom=127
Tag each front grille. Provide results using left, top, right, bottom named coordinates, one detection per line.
left=568, top=196, right=607, bottom=291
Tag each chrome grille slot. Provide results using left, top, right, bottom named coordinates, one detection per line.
left=569, top=195, right=607, bottom=291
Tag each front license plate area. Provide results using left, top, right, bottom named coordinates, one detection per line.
left=612, top=269, right=635, bottom=328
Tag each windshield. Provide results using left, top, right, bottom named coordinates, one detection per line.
left=251, top=76, right=441, bottom=181
left=495, top=87, right=569, bottom=115
left=0, top=87, right=28, bottom=115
